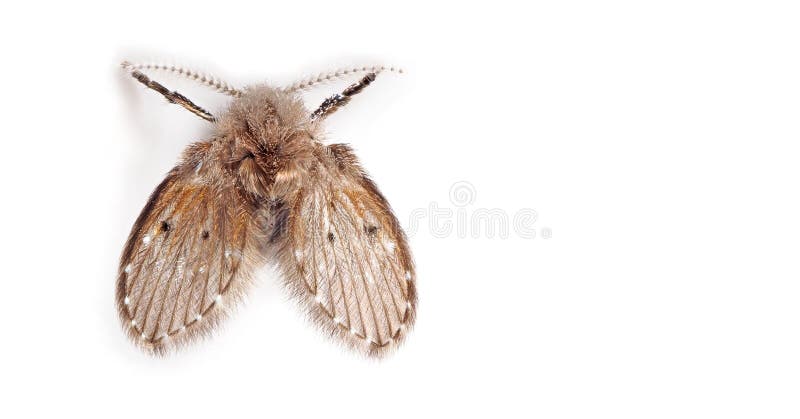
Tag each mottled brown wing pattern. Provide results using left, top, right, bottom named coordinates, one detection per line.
left=279, top=145, right=417, bottom=357
left=116, top=141, right=263, bottom=354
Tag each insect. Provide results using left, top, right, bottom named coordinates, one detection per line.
left=117, top=61, right=416, bottom=358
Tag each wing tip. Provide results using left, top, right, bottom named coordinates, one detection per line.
left=114, top=271, right=253, bottom=357
left=280, top=271, right=418, bottom=360
left=115, top=300, right=230, bottom=357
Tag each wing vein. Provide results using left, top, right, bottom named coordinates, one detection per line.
left=333, top=199, right=386, bottom=343
left=165, top=211, right=205, bottom=334
left=313, top=190, right=340, bottom=320
left=151, top=193, right=209, bottom=338
left=336, top=197, right=401, bottom=332
left=329, top=194, right=379, bottom=340
left=182, top=195, right=211, bottom=326
left=325, top=195, right=365, bottom=335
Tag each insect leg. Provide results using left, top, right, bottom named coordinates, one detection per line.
left=310, top=73, right=377, bottom=121
left=125, top=67, right=216, bottom=123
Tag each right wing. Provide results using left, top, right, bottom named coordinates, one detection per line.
left=274, top=144, right=417, bottom=357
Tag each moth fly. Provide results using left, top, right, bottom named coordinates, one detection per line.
left=117, top=61, right=416, bottom=358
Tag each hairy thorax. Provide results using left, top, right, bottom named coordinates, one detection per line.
left=213, top=85, right=325, bottom=201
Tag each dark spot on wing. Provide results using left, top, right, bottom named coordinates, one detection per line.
left=201, top=230, right=209, bottom=240
left=365, top=225, right=379, bottom=236
left=161, top=221, right=171, bottom=232
left=327, top=232, right=335, bottom=243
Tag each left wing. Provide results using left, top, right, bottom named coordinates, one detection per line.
left=117, top=140, right=265, bottom=354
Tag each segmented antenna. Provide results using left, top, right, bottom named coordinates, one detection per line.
left=283, top=65, right=404, bottom=92
left=121, top=61, right=242, bottom=97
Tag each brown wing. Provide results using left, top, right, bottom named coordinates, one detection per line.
left=275, top=144, right=417, bottom=358
left=116, top=140, right=264, bottom=354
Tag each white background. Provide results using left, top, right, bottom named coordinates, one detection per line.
left=2, top=1, right=799, bottom=417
